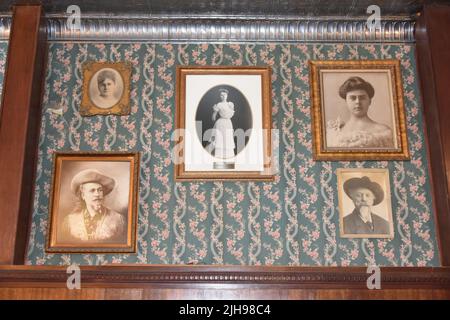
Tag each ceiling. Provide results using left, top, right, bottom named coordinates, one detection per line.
left=1, top=0, right=449, bottom=17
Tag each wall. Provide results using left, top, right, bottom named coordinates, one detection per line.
left=25, top=43, right=439, bottom=266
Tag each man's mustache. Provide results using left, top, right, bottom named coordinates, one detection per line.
left=357, top=203, right=371, bottom=207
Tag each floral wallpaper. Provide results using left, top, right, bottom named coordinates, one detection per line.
left=0, top=42, right=7, bottom=102
left=25, top=43, right=439, bottom=266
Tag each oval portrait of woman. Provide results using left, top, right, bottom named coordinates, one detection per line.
left=89, top=68, right=124, bottom=109
left=195, top=85, right=253, bottom=159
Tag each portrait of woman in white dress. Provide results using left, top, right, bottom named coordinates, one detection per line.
left=195, top=85, right=253, bottom=162
left=210, top=88, right=236, bottom=159
left=326, top=76, right=395, bottom=149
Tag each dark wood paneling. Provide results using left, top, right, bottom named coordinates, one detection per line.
left=416, top=4, right=450, bottom=266
left=0, top=288, right=106, bottom=300
left=0, top=5, right=47, bottom=264
left=1, top=288, right=450, bottom=300
left=104, top=288, right=143, bottom=300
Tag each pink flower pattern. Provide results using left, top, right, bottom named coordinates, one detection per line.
left=12, top=42, right=438, bottom=266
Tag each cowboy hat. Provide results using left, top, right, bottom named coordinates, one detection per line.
left=343, top=176, right=384, bottom=206
left=70, top=169, right=115, bottom=195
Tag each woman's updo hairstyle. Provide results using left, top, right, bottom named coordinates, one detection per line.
left=338, top=76, right=375, bottom=99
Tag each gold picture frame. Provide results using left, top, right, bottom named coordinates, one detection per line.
left=46, top=152, right=140, bottom=253
left=175, top=66, right=275, bottom=181
left=337, top=168, right=394, bottom=239
left=310, top=60, right=410, bottom=161
left=80, top=61, right=132, bottom=116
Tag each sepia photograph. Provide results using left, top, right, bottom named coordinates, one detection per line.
left=175, top=66, right=274, bottom=181
left=310, top=60, right=410, bottom=160
left=337, top=168, right=394, bottom=238
left=46, top=152, right=139, bottom=253
left=80, top=61, right=131, bottom=116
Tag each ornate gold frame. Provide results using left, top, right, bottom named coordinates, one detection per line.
left=46, top=152, right=140, bottom=253
left=337, top=168, right=395, bottom=239
left=80, top=61, right=132, bottom=116
left=175, top=66, right=274, bottom=181
left=309, top=60, right=410, bottom=161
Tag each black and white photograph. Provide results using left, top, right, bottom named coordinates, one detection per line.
left=195, top=85, right=252, bottom=164
left=46, top=153, right=139, bottom=253
left=323, top=73, right=395, bottom=149
left=310, top=60, right=410, bottom=160
left=81, top=61, right=131, bottom=116
left=337, top=168, right=394, bottom=238
left=175, top=66, right=274, bottom=181
left=89, top=67, right=124, bottom=109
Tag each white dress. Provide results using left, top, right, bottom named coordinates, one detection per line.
left=326, top=117, right=394, bottom=148
left=91, top=94, right=119, bottom=109
left=211, top=101, right=235, bottom=159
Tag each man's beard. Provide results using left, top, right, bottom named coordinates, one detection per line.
left=89, top=199, right=104, bottom=212
left=358, top=205, right=371, bottom=219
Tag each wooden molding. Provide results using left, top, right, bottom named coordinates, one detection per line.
left=0, top=4, right=47, bottom=264
left=1, top=266, right=450, bottom=289
left=416, top=4, right=450, bottom=266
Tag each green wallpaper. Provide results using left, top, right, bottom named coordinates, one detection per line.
left=25, top=43, right=439, bottom=266
left=0, top=42, right=7, bottom=103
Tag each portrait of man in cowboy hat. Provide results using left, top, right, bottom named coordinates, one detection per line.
left=47, top=153, right=139, bottom=253
left=337, top=169, right=394, bottom=238
left=61, top=169, right=126, bottom=242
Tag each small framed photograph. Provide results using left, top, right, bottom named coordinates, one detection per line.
left=337, top=168, right=394, bottom=239
left=80, top=61, right=131, bottom=116
left=175, top=66, right=274, bottom=181
left=46, top=152, right=139, bottom=253
left=310, top=60, right=409, bottom=160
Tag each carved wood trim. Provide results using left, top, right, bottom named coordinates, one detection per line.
left=1, top=266, right=450, bottom=289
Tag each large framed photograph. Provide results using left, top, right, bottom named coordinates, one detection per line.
left=46, top=152, right=139, bottom=253
left=337, top=168, right=394, bottom=239
left=175, top=66, right=274, bottom=181
left=80, top=61, right=131, bottom=116
left=310, top=60, right=409, bottom=160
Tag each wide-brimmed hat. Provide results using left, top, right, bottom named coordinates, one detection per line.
left=218, top=88, right=229, bottom=94
left=70, top=169, right=115, bottom=195
left=343, top=176, right=384, bottom=206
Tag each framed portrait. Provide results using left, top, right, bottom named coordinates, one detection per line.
left=80, top=61, right=131, bottom=116
left=310, top=60, right=410, bottom=160
left=46, top=152, right=139, bottom=253
left=337, top=168, right=394, bottom=239
left=174, top=66, right=274, bottom=181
